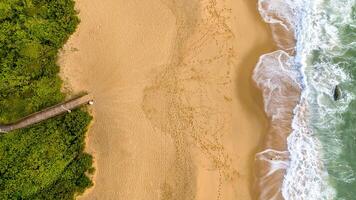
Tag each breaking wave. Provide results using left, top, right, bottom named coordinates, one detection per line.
left=253, top=0, right=356, bottom=199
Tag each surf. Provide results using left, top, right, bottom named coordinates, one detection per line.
left=253, top=0, right=356, bottom=199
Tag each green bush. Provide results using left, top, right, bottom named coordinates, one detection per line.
left=0, top=0, right=93, bottom=199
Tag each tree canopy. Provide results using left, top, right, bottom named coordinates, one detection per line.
left=0, top=0, right=94, bottom=199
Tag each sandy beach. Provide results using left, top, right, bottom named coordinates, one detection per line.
left=59, top=0, right=275, bottom=199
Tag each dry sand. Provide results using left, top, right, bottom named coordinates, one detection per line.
left=59, top=0, right=275, bottom=199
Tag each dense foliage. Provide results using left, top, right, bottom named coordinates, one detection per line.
left=0, top=111, right=94, bottom=199
left=0, top=0, right=79, bottom=123
left=0, top=0, right=94, bottom=199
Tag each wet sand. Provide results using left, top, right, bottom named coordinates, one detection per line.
left=231, top=0, right=277, bottom=199
left=59, top=0, right=275, bottom=199
left=251, top=1, right=300, bottom=198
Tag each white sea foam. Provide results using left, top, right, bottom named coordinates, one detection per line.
left=298, top=0, right=356, bottom=188
left=258, top=0, right=299, bottom=31
left=256, top=149, right=289, bottom=177
left=254, top=50, right=301, bottom=120
left=254, top=50, right=301, bottom=200
left=283, top=99, right=335, bottom=200
left=253, top=0, right=356, bottom=199
left=258, top=0, right=303, bottom=51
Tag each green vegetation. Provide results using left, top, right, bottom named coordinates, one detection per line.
left=0, top=0, right=94, bottom=199
left=0, top=111, right=94, bottom=199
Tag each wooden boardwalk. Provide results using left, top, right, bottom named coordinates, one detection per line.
left=0, top=95, right=93, bottom=133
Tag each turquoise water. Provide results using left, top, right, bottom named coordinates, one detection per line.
left=304, top=0, right=356, bottom=200
left=256, top=0, right=356, bottom=199
left=307, top=2, right=356, bottom=199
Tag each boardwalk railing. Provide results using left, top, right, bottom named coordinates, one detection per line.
left=0, top=94, right=93, bottom=133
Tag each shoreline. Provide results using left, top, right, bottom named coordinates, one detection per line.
left=232, top=0, right=277, bottom=199
left=60, top=0, right=276, bottom=199
left=252, top=1, right=301, bottom=199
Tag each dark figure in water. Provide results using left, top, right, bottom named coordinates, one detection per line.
left=333, top=85, right=342, bottom=101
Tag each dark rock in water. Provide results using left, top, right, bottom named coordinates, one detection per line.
left=333, top=85, right=341, bottom=101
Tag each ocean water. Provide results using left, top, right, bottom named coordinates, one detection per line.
left=255, top=0, right=356, bottom=199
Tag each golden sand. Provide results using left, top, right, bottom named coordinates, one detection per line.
left=59, top=0, right=275, bottom=199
